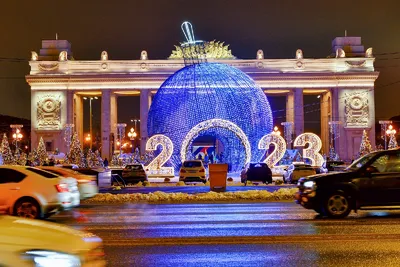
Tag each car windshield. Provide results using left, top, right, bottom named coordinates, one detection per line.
left=125, top=165, right=143, bottom=170
left=26, top=167, right=59, bottom=178
left=183, top=161, right=202, bottom=168
left=346, top=152, right=378, bottom=171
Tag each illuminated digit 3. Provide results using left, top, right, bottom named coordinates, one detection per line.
left=294, top=133, right=324, bottom=166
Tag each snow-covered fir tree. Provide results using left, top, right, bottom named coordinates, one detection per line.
left=66, top=132, right=86, bottom=167
left=388, top=132, right=398, bottom=149
left=358, top=130, right=372, bottom=157
left=1, top=133, right=15, bottom=165
left=37, top=137, right=48, bottom=166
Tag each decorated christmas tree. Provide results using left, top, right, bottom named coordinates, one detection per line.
left=1, top=133, right=15, bottom=165
left=86, top=149, right=94, bottom=168
left=358, top=129, right=373, bottom=157
left=388, top=132, right=398, bottom=149
left=37, top=137, right=48, bottom=166
left=17, top=152, right=27, bottom=166
left=66, top=132, right=86, bottom=167
left=94, top=150, right=104, bottom=167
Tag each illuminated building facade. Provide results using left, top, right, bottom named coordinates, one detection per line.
left=26, top=36, right=379, bottom=162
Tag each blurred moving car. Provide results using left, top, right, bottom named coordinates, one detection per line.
left=122, top=164, right=148, bottom=184
left=0, top=166, right=79, bottom=219
left=296, top=149, right=400, bottom=218
left=241, top=163, right=273, bottom=184
left=39, top=167, right=98, bottom=199
left=284, top=162, right=316, bottom=184
left=0, top=215, right=105, bottom=266
left=179, top=160, right=206, bottom=183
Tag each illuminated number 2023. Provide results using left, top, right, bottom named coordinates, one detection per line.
left=294, top=133, right=324, bottom=166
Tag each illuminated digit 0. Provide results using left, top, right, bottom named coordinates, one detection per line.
left=258, top=133, right=286, bottom=168
left=144, top=134, right=174, bottom=177
left=294, top=133, right=324, bottom=166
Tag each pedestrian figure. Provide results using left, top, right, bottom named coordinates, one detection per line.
left=103, top=158, right=109, bottom=167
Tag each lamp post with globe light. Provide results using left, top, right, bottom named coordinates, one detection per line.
left=128, top=128, right=137, bottom=153
left=83, top=96, right=98, bottom=150
left=10, top=124, right=23, bottom=155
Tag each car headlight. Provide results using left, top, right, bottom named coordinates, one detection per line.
left=303, top=181, right=316, bottom=189
left=23, top=250, right=81, bottom=267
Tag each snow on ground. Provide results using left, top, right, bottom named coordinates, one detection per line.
left=84, top=188, right=298, bottom=204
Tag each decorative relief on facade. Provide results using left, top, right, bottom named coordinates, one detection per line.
left=31, top=51, right=38, bottom=61
left=344, top=92, right=369, bottom=127
left=36, top=95, right=62, bottom=129
left=38, top=63, right=59, bottom=71
left=294, top=61, right=305, bottom=70
left=345, top=60, right=366, bottom=68
left=169, top=40, right=236, bottom=59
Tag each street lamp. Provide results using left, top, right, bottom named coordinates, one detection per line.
left=130, top=119, right=140, bottom=132
left=83, top=96, right=98, bottom=150
left=85, top=133, right=91, bottom=143
left=128, top=127, right=137, bottom=153
left=273, top=126, right=281, bottom=136
left=10, top=124, right=23, bottom=154
left=379, top=120, right=392, bottom=150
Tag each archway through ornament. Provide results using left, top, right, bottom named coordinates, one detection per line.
left=180, top=119, right=251, bottom=169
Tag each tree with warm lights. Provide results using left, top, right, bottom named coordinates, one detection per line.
left=358, top=130, right=372, bottom=158
left=93, top=150, right=103, bottom=167
left=37, top=137, right=48, bottom=166
left=388, top=132, right=398, bottom=149
left=66, top=132, right=86, bottom=167
left=17, top=152, right=27, bottom=166
left=1, top=133, right=15, bottom=165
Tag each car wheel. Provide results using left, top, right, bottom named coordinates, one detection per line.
left=14, top=198, right=41, bottom=219
left=324, top=192, right=352, bottom=218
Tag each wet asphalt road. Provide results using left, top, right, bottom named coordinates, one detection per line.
left=51, top=202, right=400, bottom=267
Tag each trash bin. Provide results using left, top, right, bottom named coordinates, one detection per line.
left=209, top=164, right=228, bottom=192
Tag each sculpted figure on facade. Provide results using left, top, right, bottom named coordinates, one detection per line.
left=344, top=92, right=369, bottom=127
left=101, top=51, right=108, bottom=61
left=31, top=51, right=38, bottom=61
left=257, top=50, right=264, bottom=60
left=365, top=47, right=373, bottom=58
left=296, top=49, right=303, bottom=59
left=141, top=50, right=148, bottom=60
left=336, top=48, right=346, bottom=58
left=59, top=51, right=68, bottom=61
left=36, top=95, right=62, bottom=130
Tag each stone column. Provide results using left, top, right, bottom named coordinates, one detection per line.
left=320, top=91, right=332, bottom=155
left=66, top=91, right=74, bottom=125
left=140, top=89, right=152, bottom=154
left=286, top=88, right=304, bottom=137
left=101, top=90, right=117, bottom=160
left=74, top=94, right=84, bottom=146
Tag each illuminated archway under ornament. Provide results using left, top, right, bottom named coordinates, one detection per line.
left=144, top=134, right=174, bottom=177
left=258, top=133, right=286, bottom=168
left=294, top=133, right=324, bottom=166
left=180, top=119, right=251, bottom=165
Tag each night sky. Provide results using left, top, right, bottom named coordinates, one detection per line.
left=1, top=0, right=399, bottom=133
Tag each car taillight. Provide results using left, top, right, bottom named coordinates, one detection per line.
left=199, top=169, right=205, bottom=173
left=181, top=169, right=187, bottom=173
left=55, top=183, right=69, bottom=193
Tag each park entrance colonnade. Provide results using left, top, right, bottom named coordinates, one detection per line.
left=26, top=37, right=379, bottom=161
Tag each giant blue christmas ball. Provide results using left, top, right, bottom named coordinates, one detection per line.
left=147, top=62, right=273, bottom=171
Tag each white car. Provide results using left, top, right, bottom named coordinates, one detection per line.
left=179, top=160, right=207, bottom=183
left=0, top=166, right=80, bottom=219
left=39, top=167, right=98, bottom=199
left=0, top=214, right=105, bottom=266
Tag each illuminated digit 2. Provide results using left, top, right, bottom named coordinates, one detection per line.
left=145, top=134, right=174, bottom=177
left=258, top=133, right=287, bottom=168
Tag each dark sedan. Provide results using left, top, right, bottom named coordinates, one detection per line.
left=295, top=149, right=400, bottom=218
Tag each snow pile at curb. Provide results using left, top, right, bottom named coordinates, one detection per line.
left=84, top=188, right=298, bottom=203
